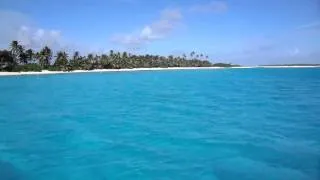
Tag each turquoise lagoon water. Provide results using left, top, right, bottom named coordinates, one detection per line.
left=0, top=68, right=319, bottom=180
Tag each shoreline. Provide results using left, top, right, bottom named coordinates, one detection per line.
left=0, top=66, right=319, bottom=76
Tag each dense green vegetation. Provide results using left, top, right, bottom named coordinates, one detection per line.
left=1, top=40, right=236, bottom=72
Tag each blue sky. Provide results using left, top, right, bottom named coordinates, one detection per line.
left=0, top=0, right=319, bottom=65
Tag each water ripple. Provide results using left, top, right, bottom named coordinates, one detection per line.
left=0, top=68, right=319, bottom=180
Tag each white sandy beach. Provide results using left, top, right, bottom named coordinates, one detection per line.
left=0, top=66, right=319, bottom=76
left=0, top=67, right=224, bottom=76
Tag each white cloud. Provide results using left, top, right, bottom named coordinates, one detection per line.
left=111, top=2, right=227, bottom=50
left=16, top=26, right=64, bottom=50
left=190, top=1, right=228, bottom=13
left=0, top=10, right=31, bottom=48
left=111, top=8, right=182, bottom=49
left=0, top=10, right=66, bottom=50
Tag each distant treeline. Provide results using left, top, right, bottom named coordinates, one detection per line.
left=0, top=41, right=237, bottom=72
left=261, top=64, right=320, bottom=66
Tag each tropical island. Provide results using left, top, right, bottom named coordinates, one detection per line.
left=260, top=64, right=320, bottom=67
left=0, top=41, right=237, bottom=73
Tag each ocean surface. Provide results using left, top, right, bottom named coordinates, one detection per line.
left=0, top=68, right=319, bottom=180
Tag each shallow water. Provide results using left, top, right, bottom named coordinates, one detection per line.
left=0, top=68, right=319, bottom=180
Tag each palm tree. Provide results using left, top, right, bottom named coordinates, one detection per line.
left=122, top=51, right=128, bottom=59
left=69, top=51, right=80, bottom=69
left=25, top=49, right=34, bottom=64
left=10, top=41, right=18, bottom=51
left=182, top=53, right=187, bottom=60
left=34, top=52, right=40, bottom=64
left=190, top=51, right=195, bottom=59
left=10, top=41, right=18, bottom=55
left=85, top=53, right=94, bottom=70
left=101, top=54, right=107, bottom=60
left=73, top=51, right=79, bottom=61
left=18, top=45, right=27, bottom=64
left=109, top=50, right=114, bottom=57
left=2, top=40, right=221, bottom=71
left=10, top=41, right=21, bottom=63
left=39, top=46, right=52, bottom=68
left=100, top=54, right=112, bottom=69
left=88, top=53, right=94, bottom=63
left=54, top=51, right=68, bottom=70
left=0, top=50, right=16, bottom=71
